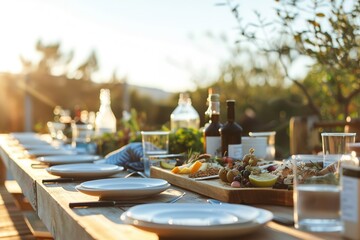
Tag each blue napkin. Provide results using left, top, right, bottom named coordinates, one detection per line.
left=105, top=142, right=144, bottom=171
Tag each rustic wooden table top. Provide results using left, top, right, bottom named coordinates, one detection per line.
left=0, top=134, right=342, bottom=240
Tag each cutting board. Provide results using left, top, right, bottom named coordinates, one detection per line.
left=151, top=167, right=293, bottom=206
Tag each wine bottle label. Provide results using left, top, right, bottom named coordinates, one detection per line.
left=228, top=144, right=242, bottom=159
left=205, top=136, right=221, bottom=157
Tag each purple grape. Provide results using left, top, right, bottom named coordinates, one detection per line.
left=267, top=165, right=277, bottom=172
left=237, top=165, right=245, bottom=171
left=243, top=170, right=251, bottom=178
left=233, top=175, right=242, bottom=182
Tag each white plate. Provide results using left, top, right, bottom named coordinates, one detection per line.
left=121, top=203, right=272, bottom=238
left=11, top=132, right=40, bottom=140
left=81, top=178, right=169, bottom=190
left=21, top=144, right=56, bottom=150
left=46, top=163, right=124, bottom=178
left=26, top=149, right=76, bottom=157
left=76, top=178, right=170, bottom=199
left=37, top=155, right=102, bottom=165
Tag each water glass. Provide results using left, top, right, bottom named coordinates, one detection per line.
left=47, top=121, right=66, bottom=141
left=71, top=122, right=96, bottom=154
left=141, top=131, right=170, bottom=177
left=322, top=132, right=356, bottom=167
left=292, top=154, right=342, bottom=232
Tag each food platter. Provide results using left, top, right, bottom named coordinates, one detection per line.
left=151, top=167, right=293, bottom=206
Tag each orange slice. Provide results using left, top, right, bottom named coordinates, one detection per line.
left=171, top=163, right=191, bottom=174
left=190, top=161, right=203, bottom=174
left=179, top=167, right=191, bottom=174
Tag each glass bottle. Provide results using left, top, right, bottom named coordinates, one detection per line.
left=204, top=88, right=213, bottom=129
left=220, top=100, right=243, bottom=158
left=95, top=89, right=116, bottom=135
left=204, top=94, right=222, bottom=157
left=170, top=93, right=200, bottom=131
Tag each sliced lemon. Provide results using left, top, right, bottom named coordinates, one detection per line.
left=249, top=173, right=278, bottom=187
left=160, top=160, right=176, bottom=170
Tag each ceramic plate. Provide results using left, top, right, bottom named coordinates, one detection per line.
left=80, top=178, right=169, bottom=189
left=76, top=178, right=170, bottom=199
left=12, top=133, right=49, bottom=144
left=27, top=149, right=76, bottom=157
left=46, top=163, right=124, bottom=178
left=121, top=203, right=272, bottom=238
left=21, top=144, right=57, bottom=150
left=37, top=155, right=102, bottom=165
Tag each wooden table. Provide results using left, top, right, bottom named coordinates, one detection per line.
left=0, top=134, right=342, bottom=240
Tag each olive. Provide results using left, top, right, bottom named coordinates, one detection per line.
left=227, top=169, right=240, bottom=182
left=219, top=168, right=229, bottom=182
left=242, top=154, right=251, bottom=165
left=248, top=156, right=259, bottom=166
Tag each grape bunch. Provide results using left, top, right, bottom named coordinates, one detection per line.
left=228, top=148, right=261, bottom=188
left=232, top=165, right=260, bottom=187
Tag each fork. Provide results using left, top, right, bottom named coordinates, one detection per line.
left=124, top=171, right=147, bottom=178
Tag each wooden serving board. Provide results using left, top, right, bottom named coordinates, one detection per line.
left=151, top=167, right=293, bottom=206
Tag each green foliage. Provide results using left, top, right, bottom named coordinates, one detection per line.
left=168, top=128, right=204, bottom=154
left=94, top=131, right=128, bottom=156
left=222, top=0, right=360, bottom=120
left=94, top=108, right=142, bottom=156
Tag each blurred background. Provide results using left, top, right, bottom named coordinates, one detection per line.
left=1, top=0, right=359, bottom=158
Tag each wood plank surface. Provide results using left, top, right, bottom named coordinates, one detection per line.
left=0, top=186, right=35, bottom=240
left=151, top=167, right=293, bottom=206
left=0, top=138, right=39, bottom=210
left=0, top=134, right=343, bottom=240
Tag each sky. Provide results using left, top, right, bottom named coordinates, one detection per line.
left=0, top=0, right=277, bottom=92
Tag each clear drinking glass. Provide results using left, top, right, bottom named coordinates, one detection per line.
left=322, top=132, right=356, bottom=167
left=141, top=131, right=170, bottom=177
left=71, top=122, right=96, bottom=154
left=47, top=121, right=66, bottom=141
left=292, top=154, right=342, bottom=232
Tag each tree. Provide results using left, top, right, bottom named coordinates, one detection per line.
left=20, top=39, right=74, bottom=76
left=75, top=50, right=99, bottom=81
left=222, top=0, right=360, bottom=120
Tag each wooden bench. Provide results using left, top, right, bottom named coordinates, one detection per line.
left=3, top=181, right=53, bottom=240
left=0, top=184, right=35, bottom=239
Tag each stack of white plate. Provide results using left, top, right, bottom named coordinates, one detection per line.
left=121, top=203, right=273, bottom=238
left=76, top=178, right=170, bottom=199
left=46, top=163, right=123, bottom=178
left=37, top=155, right=102, bottom=165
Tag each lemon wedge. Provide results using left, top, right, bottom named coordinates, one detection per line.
left=160, top=160, right=176, bottom=170
left=249, top=173, right=278, bottom=187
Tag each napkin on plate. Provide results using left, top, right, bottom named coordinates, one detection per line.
left=105, top=142, right=144, bottom=171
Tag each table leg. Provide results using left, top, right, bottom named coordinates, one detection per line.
left=0, top=157, right=6, bottom=186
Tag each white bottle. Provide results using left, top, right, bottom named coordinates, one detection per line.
left=170, top=93, right=200, bottom=131
left=95, top=89, right=116, bottom=135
